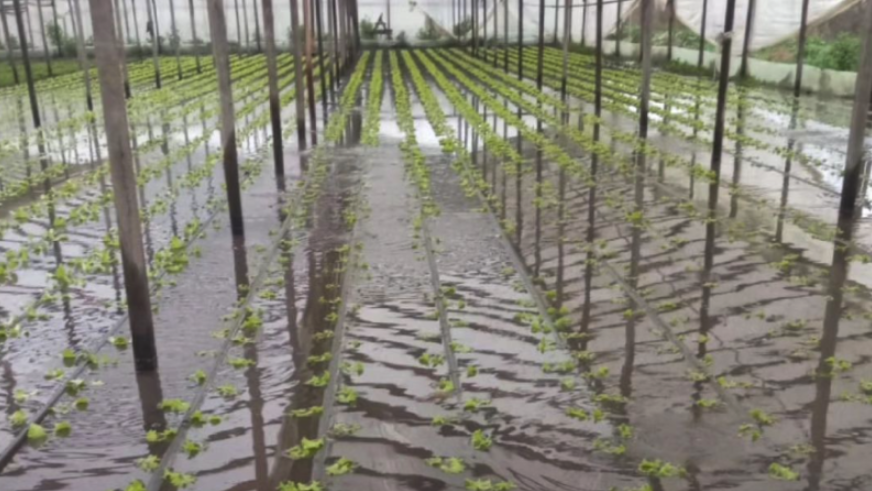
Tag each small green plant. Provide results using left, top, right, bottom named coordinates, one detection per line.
left=277, top=481, right=324, bottom=491
left=471, top=429, right=493, bottom=451
left=337, top=387, right=358, bottom=406
left=768, top=463, right=799, bottom=481
left=287, top=437, right=325, bottom=459
left=638, top=459, right=680, bottom=479
left=326, top=457, right=357, bottom=476
left=164, top=470, right=196, bottom=489
left=425, top=456, right=466, bottom=474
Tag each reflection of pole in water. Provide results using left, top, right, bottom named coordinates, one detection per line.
left=182, top=112, right=200, bottom=220
left=776, top=107, right=799, bottom=243
left=131, top=126, right=155, bottom=264
left=730, top=92, right=745, bottom=219
left=161, top=117, right=179, bottom=237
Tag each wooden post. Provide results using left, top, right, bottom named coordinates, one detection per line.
left=0, top=0, right=21, bottom=85
left=703, top=0, right=737, bottom=275
left=335, top=0, right=344, bottom=73
left=69, top=0, right=96, bottom=108
left=169, top=0, right=183, bottom=78
left=51, top=0, right=61, bottom=57
left=639, top=0, right=652, bottom=149
left=233, top=0, right=242, bottom=52
left=261, top=0, right=284, bottom=178
left=87, top=0, right=158, bottom=371
left=794, top=0, right=811, bottom=98
left=35, top=0, right=53, bottom=76
left=581, top=0, right=586, bottom=47
left=188, top=0, right=202, bottom=72
left=121, top=0, right=131, bottom=48
left=207, top=0, right=246, bottom=236
left=552, top=0, right=558, bottom=44
left=740, top=0, right=755, bottom=79
left=697, top=0, right=708, bottom=70
left=290, top=0, right=307, bottom=149
left=303, top=0, right=317, bottom=144
left=144, top=0, right=161, bottom=87
left=150, top=0, right=162, bottom=54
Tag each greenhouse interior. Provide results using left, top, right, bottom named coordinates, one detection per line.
left=1, top=0, right=872, bottom=490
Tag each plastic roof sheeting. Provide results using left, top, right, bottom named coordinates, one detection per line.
left=669, top=0, right=860, bottom=52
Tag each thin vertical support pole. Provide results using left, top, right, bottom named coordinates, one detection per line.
left=151, top=0, right=162, bottom=54
left=581, top=0, right=586, bottom=47
left=703, top=0, right=737, bottom=275
left=536, top=0, right=545, bottom=90
left=207, top=0, right=245, bottom=236
left=36, top=0, right=53, bottom=76
left=87, top=0, right=158, bottom=371
left=253, top=0, right=261, bottom=52
left=188, top=0, right=202, bottom=72
left=261, top=0, right=283, bottom=178
left=329, top=0, right=338, bottom=95
left=516, top=0, right=522, bottom=79
left=560, top=0, right=570, bottom=104
left=113, top=0, right=132, bottom=98
left=242, top=0, right=250, bottom=52
left=667, top=0, right=674, bottom=62
left=740, top=0, right=755, bottom=79
left=1, top=0, right=21, bottom=85
left=233, top=0, right=242, bottom=53
left=386, top=0, right=389, bottom=29
left=817, top=0, right=872, bottom=435
left=144, top=0, right=161, bottom=87
left=303, top=0, right=317, bottom=144
left=121, top=0, right=131, bottom=48
left=794, top=0, right=811, bottom=99
left=290, top=0, right=307, bottom=149
left=131, top=0, right=143, bottom=61
left=51, top=0, right=61, bottom=57
left=484, top=0, right=488, bottom=61
left=315, top=0, right=327, bottom=107
left=503, top=0, right=507, bottom=71
left=350, top=0, right=359, bottom=57
left=638, top=0, right=652, bottom=161
left=336, top=0, right=344, bottom=70
left=552, top=0, right=558, bottom=44
left=72, top=0, right=95, bottom=107
left=23, top=1, right=34, bottom=52
left=616, top=0, right=622, bottom=58
left=169, top=0, right=182, bottom=79
left=697, top=0, right=707, bottom=69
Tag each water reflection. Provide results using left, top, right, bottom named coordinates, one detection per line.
left=131, top=124, right=155, bottom=263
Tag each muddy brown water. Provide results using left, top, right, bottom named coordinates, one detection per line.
left=1, top=49, right=871, bottom=491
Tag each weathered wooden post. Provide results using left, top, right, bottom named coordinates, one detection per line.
left=207, top=0, right=245, bottom=236
left=87, top=0, right=159, bottom=371
left=290, top=0, right=307, bottom=148
left=703, top=0, right=737, bottom=275
left=261, top=0, right=284, bottom=178
left=740, top=0, right=755, bottom=79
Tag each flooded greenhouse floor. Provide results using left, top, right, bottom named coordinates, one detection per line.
left=1, top=47, right=871, bottom=491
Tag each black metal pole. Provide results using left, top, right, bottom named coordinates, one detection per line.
left=517, top=0, right=522, bottom=79
left=615, top=0, right=621, bottom=58
left=315, top=0, right=327, bottom=108
left=697, top=0, right=708, bottom=70
left=740, top=0, right=755, bottom=79
left=261, top=0, right=284, bottom=178
left=793, top=0, right=811, bottom=99
left=703, top=0, right=737, bottom=275
left=667, top=0, right=674, bottom=62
